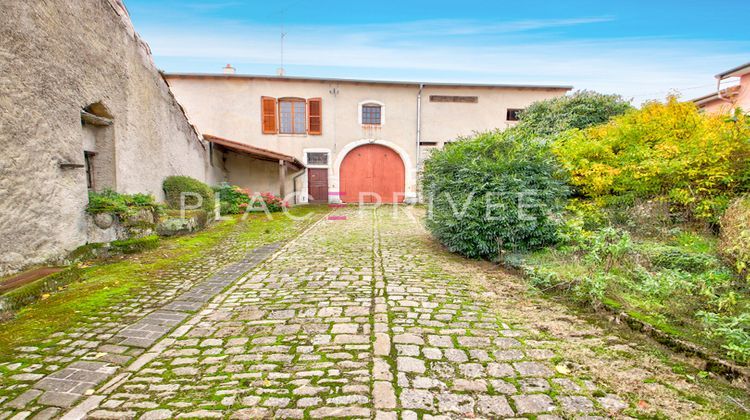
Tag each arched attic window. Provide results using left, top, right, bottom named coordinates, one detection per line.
left=358, top=100, right=384, bottom=126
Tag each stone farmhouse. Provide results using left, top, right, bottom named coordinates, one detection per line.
left=165, top=72, right=570, bottom=204
left=0, top=0, right=570, bottom=276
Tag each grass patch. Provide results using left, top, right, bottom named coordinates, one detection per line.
left=110, top=235, right=160, bottom=254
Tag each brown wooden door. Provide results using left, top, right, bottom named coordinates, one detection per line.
left=307, top=168, right=328, bottom=203
left=340, top=144, right=405, bottom=203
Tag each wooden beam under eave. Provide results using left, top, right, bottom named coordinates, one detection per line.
left=81, top=110, right=113, bottom=126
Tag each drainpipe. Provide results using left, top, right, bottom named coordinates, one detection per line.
left=716, top=77, right=732, bottom=104
left=292, top=169, right=305, bottom=205
left=716, top=74, right=739, bottom=107
left=415, top=83, right=424, bottom=202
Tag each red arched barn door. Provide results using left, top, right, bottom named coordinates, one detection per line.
left=339, top=144, right=405, bottom=203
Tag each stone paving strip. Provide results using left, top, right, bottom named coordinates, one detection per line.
left=1, top=244, right=281, bottom=418
left=28, top=206, right=629, bottom=420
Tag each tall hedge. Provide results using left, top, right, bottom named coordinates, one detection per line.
left=520, top=90, right=632, bottom=137
left=422, top=129, right=569, bottom=259
left=163, top=176, right=215, bottom=213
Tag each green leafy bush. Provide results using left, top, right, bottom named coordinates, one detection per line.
left=553, top=99, right=750, bottom=222
left=163, top=176, right=214, bottom=213
left=213, top=183, right=250, bottom=215
left=256, top=192, right=287, bottom=213
left=422, top=128, right=569, bottom=259
left=212, top=183, right=287, bottom=214
left=698, top=311, right=750, bottom=364
left=583, top=227, right=632, bottom=270
left=86, top=189, right=160, bottom=216
left=719, top=195, right=750, bottom=281
left=520, top=90, right=632, bottom=137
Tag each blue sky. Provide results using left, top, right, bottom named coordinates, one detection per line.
left=126, top=0, right=750, bottom=103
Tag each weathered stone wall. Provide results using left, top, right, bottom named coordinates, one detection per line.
left=0, top=0, right=214, bottom=275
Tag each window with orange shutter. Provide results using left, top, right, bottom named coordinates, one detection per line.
left=261, top=96, right=277, bottom=134
left=308, top=98, right=322, bottom=135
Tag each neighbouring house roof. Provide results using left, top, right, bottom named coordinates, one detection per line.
left=716, top=61, right=750, bottom=79
left=691, top=85, right=740, bottom=106
left=203, top=134, right=304, bottom=171
left=164, top=72, right=573, bottom=91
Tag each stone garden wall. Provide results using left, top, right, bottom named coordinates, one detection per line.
left=0, top=0, right=217, bottom=275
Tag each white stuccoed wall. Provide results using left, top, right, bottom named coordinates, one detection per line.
left=0, top=0, right=217, bottom=276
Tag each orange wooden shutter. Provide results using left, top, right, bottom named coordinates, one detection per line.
left=261, top=96, right=277, bottom=134
left=308, top=98, right=322, bottom=135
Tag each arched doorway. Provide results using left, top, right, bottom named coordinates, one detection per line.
left=340, top=144, right=405, bottom=203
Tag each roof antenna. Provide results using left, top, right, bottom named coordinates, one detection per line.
left=277, top=10, right=286, bottom=77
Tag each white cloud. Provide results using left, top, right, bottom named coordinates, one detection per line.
left=136, top=18, right=750, bottom=104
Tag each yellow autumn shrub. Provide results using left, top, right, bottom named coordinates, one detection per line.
left=553, top=98, right=750, bottom=222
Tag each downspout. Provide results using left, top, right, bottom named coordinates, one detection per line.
left=292, top=169, right=305, bottom=205
left=416, top=83, right=423, bottom=163
left=416, top=83, right=424, bottom=202
left=716, top=75, right=734, bottom=105
left=716, top=77, right=730, bottom=103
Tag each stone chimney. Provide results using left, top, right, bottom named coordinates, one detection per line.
left=223, top=64, right=236, bottom=75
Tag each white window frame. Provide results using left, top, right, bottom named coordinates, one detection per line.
left=358, top=100, right=385, bottom=126
left=301, top=148, right=332, bottom=205
left=303, top=148, right=331, bottom=169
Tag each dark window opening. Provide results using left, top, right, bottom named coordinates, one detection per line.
left=362, top=104, right=382, bottom=125
left=84, top=151, right=96, bottom=190
left=419, top=141, right=438, bottom=146
left=506, top=108, right=524, bottom=121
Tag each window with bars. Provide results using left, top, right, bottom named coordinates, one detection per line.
left=279, top=98, right=307, bottom=134
left=361, top=104, right=382, bottom=125
left=306, top=152, right=328, bottom=166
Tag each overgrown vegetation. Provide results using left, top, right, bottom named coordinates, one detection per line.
left=719, top=195, right=750, bottom=281
left=519, top=213, right=750, bottom=364
left=422, top=129, right=569, bottom=259
left=86, top=189, right=160, bottom=216
left=422, top=91, right=750, bottom=365
left=163, top=175, right=215, bottom=213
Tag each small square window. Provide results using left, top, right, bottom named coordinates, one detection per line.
left=362, top=104, right=382, bottom=125
left=506, top=108, right=524, bottom=121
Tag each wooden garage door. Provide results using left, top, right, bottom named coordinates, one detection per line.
left=340, top=144, right=405, bottom=203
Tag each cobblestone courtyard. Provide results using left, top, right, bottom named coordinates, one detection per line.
left=0, top=207, right=746, bottom=419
